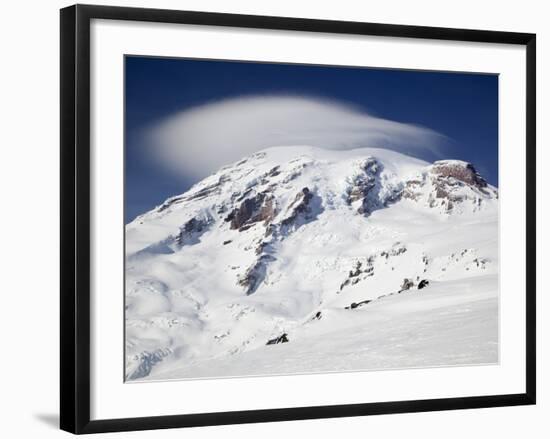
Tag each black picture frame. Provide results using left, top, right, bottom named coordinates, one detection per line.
left=60, top=4, right=536, bottom=434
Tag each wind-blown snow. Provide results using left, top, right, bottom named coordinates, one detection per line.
left=125, top=145, right=498, bottom=381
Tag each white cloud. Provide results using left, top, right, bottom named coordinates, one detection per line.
left=147, top=95, right=446, bottom=178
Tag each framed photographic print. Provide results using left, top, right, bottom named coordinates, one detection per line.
left=60, top=4, right=536, bottom=434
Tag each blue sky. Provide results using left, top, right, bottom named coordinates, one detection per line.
left=125, top=56, right=498, bottom=223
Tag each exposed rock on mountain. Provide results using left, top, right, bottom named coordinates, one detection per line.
left=431, top=160, right=488, bottom=188
left=346, top=158, right=402, bottom=216
left=238, top=254, right=276, bottom=295
left=418, top=279, right=430, bottom=289
left=280, top=187, right=315, bottom=227
left=401, top=278, right=415, bottom=291
left=226, top=192, right=277, bottom=231
left=175, top=215, right=212, bottom=247
left=266, top=333, right=289, bottom=345
left=403, top=160, right=497, bottom=213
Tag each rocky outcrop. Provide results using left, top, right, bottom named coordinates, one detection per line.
left=282, top=188, right=313, bottom=225
left=234, top=187, right=321, bottom=294
left=431, top=160, right=488, bottom=188
left=346, top=158, right=381, bottom=215
left=428, top=162, right=491, bottom=212
left=238, top=254, right=276, bottom=295
left=345, top=299, right=372, bottom=310
left=346, top=158, right=401, bottom=216
left=175, top=215, right=212, bottom=247
left=348, top=158, right=380, bottom=202
left=226, top=192, right=277, bottom=231
left=277, top=187, right=322, bottom=233
left=266, top=333, right=289, bottom=345
left=260, top=166, right=281, bottom=184
left=338, top=259, right=375, bottom=293
left=402, top=161, right=497, bottom=213
left=402, top=178, right=425, bottom=201
left=338, top=244, right=407, bottom=294
left=381, top=243, right=407, bottom=259
left=400, top=278, right=414, bottom=291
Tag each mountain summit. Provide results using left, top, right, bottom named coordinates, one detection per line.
left=125, top=146, right=498, bottom=381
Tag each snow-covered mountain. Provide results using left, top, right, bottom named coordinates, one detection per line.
left=125, top=145, right=499, bottom=381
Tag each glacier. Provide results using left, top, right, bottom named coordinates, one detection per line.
left=124, top=145, right=499, bottom=381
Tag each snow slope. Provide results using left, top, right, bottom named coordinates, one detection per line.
left=124, top=145, right=499, bottom=381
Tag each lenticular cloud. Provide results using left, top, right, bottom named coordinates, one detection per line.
left=147, top=95, right=445, bottom=178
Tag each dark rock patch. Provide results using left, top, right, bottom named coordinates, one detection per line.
left=226, top=192, right=277, bottom=231
left=176, top=216, right=212, bottom=247
left=349, top=261, right=362, bottom=278
left=266, top=333, right=289, bottom=345
left=339, top=259, right=375, bottom=292
left=279, top=187, right=323, bottom=232
left=402, top=161, right=497, bottom=213
left=238, top=254, right=276, bottom=295
left=339, top=278, right=351, bottom=291
left=400, top=278, right=414, bottom=291
left=431, top=161, right=488, bottom=188
left=381, top=244, right=407, bottom=260
left=473, top=258, right=488, bottom=269
left=281, top=187, right=313, bottom=226
left=418, top=279, right=429, bottom=289
left=402, top=179, right=424, bottom=201
left=346, top=158, right=402, bottom=216
left=259, top=166, right=282, bottom=185
left=345, top=299, right=372, bottom=310
left=346, top=158, right=380, bottom=214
